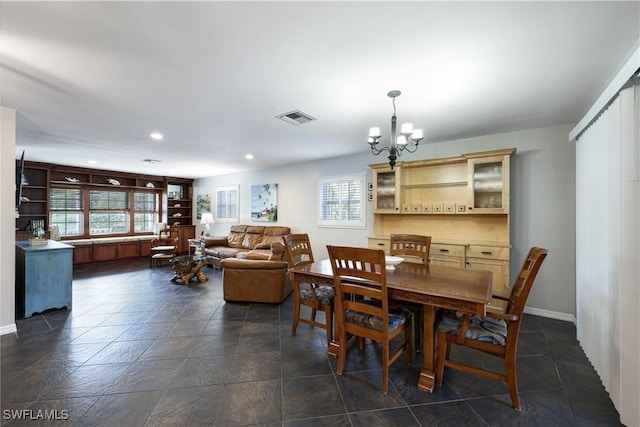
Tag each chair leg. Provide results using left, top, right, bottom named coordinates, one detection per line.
left=381, top=341, right=389, bottom=394
left=291, top=296, right=301, bottom=335
left=336, top=329, right=348, bottom=375
left=414, top=308, right=422, bottom=353
left=324, top=306, right=333, bottom=348
left=505, top=353, right=521, bottom=410
left=404, top=323, right=412, bottom=365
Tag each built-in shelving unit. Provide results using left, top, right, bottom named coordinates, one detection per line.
left=15, top=160, right=195, bottom=259
left=16, top=164, right=49, bottom=240
left=166, top=179, right=195, bottom=253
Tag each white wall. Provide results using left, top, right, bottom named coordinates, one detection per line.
left=1, top=107, right=17, bottom=335
left=195, top=123, right=576, bottom=318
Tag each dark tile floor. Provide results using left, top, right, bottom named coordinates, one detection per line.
left=1, top=258, right=622, bottom=426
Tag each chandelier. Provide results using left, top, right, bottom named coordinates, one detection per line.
left=367, top=90, right=423, bottom=169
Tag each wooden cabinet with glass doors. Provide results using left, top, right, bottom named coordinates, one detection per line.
left=369, top=148, right=515, bottom=306
left=372, top=166, right=401, bottom=213
left=467, top=153, right=511, bottom=214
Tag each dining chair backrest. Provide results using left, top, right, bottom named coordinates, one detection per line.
left=389, top=234, right=431, bottom=265
left=284, top=233, right=315, bottom=268
left=505, top=247, right=548, bottom=317
left=326, top=245, right=389, bottom=332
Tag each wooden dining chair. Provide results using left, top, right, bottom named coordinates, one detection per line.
left=285, top=234, right=334, bottom=348
left=326, top=245, right=412, bottom=394
left=435, top=247, right=548, bottom=410
left=389, top=233, right=432, bottom=352
left=149, top=236, right=179, bottom=268
left=390, top=233, right=432, bottom=264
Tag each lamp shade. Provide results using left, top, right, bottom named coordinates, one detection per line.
left=200, top=212, right=214, bottom=225
left=200, top=212, right=214, bottom=236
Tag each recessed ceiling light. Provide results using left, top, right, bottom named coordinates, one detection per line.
left=88, top=160, right=97, bottom=165
left=149, top=132, right=163, bottom=140
left=245, top=154, right=254, bottom=160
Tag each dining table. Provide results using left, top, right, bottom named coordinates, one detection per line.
left=289, top=258, right=493, bottom=392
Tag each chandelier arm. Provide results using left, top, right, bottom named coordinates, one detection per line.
left=398, top=142, right=420, bottom=155
left=369, top=145, right=392, bottom=156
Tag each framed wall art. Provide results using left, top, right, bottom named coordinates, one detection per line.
left=196, top=193, right=211, bottom=220
left=251, top=183, right=278, bottom=222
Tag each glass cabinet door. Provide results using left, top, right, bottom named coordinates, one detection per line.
left=373, top=167, right=401, bottom=213
left=467, top=155, right=510, bottom=213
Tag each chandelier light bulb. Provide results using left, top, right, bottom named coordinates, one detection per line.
left=411, top=129, right=423, bottom=140
left=397, top=135, right=407, bottom=146
left=369, top=127, right=381, bottom=138
left=401, top=123, right=413, bottom=135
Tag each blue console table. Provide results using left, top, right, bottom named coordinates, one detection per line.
left=15, top=240, right=73, bottom=318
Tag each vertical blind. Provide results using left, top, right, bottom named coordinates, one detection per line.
left=575, top=83, right=639, bottom=426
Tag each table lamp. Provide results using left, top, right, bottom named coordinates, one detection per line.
left=200, top=212, right=214, bottom=236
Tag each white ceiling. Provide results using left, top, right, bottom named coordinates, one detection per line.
left=2, top=1, right=639, bottom=178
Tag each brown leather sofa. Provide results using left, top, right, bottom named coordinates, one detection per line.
left=220, top=256, right=292, bottom=303
left=201, top=225, right=291, bottom=267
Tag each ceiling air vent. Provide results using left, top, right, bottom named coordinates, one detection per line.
left=276, top=110, right=316, bottom=125
left=142, top=158, right=161, bottom=164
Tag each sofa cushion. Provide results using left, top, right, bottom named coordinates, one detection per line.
left=227, top=225, right=247, bottom=248
left=259, top=226, right=291, bottom=247
left=217, top=247, right=250, bottom=259
left=243, top=226, right=265, bottom=249
left=238, top=249, right=271, bottom=260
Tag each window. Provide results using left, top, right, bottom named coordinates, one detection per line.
left=50, top=188, right=83, bottom=237
left=318, top=173, right=366, bottom=228
left=215, top=185, right=239, bottom=223
left=133, top=192, right=158, bottom=232
left=89, top=190, right=128, bottom=235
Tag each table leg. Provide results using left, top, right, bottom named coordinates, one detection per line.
left=418, top=304, right=436, bottom=392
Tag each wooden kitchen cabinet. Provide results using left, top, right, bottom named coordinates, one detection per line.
left=465, top=245, right=510, bottom=310
left=429, top=243, right=466, bottom=269
left=369, top=147, right=516, bottom=298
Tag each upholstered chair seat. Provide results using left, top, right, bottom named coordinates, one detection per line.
left=438, top=312, right=507, bottom=345
left=345, top=305, right=412, bottom=331
left=299, top=285, right=334, bottom=306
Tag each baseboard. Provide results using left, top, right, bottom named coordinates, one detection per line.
left=525, top=306, right=577, bottom=325
left=0, top=323, right=17, bottom=336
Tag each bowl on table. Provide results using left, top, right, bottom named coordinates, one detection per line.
left=385, top=256, right=404, bottom=270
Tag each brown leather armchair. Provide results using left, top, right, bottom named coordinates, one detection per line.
left=220, top=242, right=292, bottom=303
